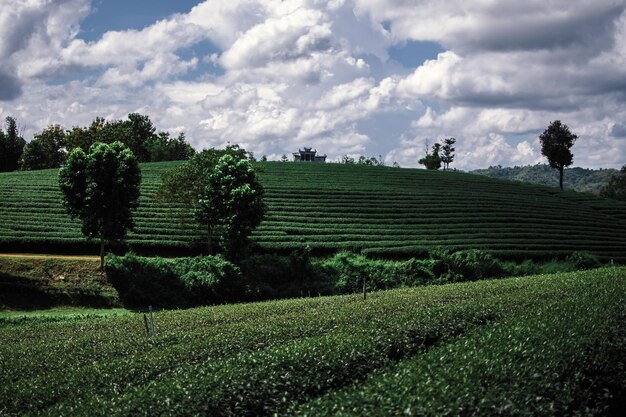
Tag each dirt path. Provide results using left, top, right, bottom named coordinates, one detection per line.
left=0, top=253, right=100, bottom=261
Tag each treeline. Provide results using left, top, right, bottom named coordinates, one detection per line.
left=0, top=114, right=195, bottom=172
left=471, top=164, right=619, bottom=194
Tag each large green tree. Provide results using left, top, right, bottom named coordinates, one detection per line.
left=21, top=125, right=66, bottom=170
left=0, top=116, right=26, bottom=172
left=600, top=165, right=626, bottom=201
left=59, top=142, right=141, bottom=269
left=195, top=154, right=266, bottom=259
left=156, top=145, right=248, bottom=209
left=539, top=120, right=578, bottom=191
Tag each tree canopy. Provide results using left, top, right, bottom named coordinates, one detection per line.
left=64, top=114, right=194, bottom=163
left=21, top=125, right=66, bottom=170
left=539, top=120, right=577, bottom=190
left=0, top=117, right=26, bottom=172
left=419, top=142, right=442, bottom=170
left=59, top=141, right=141, bottom=268
left=440, top=138, right=456, bottom=170
left=600, top=165, right=626, bottom=201
left=195, top=154, right=266, bottom=259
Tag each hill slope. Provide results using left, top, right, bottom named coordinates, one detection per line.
left=470, top=164, right=618, bottom=194
left=1, top=162, right=626, bottom=260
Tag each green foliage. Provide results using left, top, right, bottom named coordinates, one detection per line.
left=600, top=164, right=626, bottom=201
left=539, top=120, right=578, bottom=190
left=1, top=268, right=623, bottom=416
left=1, top=162, right=626, bottom=260
left=21, top=125, right=66, bottom=170
left=59, top=142, right=141, bottom=267
left=418, top=142, right=442, bottom=170
left=105, top=253, right=241, bottom=307
left=195, top=154, right=266, bottom=258
left=440, top=137, right=456, bottom=170
left=155, top=145, right=248, bottom=211
left=471, top=164, right=619, bottom=194
left=294, top=268, right=626, bottom=417
left=0, top=116, right=26, bottom=172
left=567, top=250, right=600, bottom=270
left=64, top=114, right=194, bottom=162
left=174, top=256, right=243, bottom=303
left=430, top=248, right=506, bottom=282
left=322, top=252, right=434, bottom=293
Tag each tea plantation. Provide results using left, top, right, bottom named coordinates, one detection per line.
left=1, top=162, right=626, bottom=260
left=0, top=267, right=624, bottom=416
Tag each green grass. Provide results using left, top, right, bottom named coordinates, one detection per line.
left=0, top=267, right=624, bottom=416
left=1, top=162, right=626, bottom=259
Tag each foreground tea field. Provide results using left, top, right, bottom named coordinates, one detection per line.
left=0, top=268, right=624, bottom=416
left=1, top=162, right=626, bottom=260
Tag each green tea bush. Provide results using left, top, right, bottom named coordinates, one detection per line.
left=293, top=268, right=626, bottom=417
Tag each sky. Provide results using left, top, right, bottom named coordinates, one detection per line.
left=1, top=0, right=626, bottom=169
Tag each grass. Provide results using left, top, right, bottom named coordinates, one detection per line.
left=0, top=267, right=623, bottom=416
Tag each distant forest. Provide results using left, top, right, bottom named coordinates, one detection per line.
left=470, top=164, right=618, bottom=194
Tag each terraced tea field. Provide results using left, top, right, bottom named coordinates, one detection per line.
left=1, top=162, right=626, bottom=260
left=1, top=268, right=624, bottom=416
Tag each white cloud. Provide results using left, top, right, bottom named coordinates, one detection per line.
left=1, top=0, right=625, bottom=169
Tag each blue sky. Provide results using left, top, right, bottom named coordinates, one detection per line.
left=1, top=0, right=625, bottom=169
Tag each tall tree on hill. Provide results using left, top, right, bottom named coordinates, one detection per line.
left=59, top=142, right=141, bottom=269
left=0, top=116, right=26, bottom=172
left=21, top=125, right=66, bottom=170
left=419, top=142, right=442, bottom=170
left=440, top=138, right=456, bottom=170
left=539, top=120, right=577, bottom=191
left=600, top=165, right=626, bottom=201
left=195, top=154, right=266, bottom=259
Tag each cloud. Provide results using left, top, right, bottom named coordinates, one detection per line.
left=1, top=0, right=625, bottom=169
left=0, top=70, right=22, bottom=101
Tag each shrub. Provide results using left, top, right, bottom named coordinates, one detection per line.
left=105, top=253, right=185, bottom=307
left=430, top=248, right=505, bottom=282
left=239, top=247, right=335, bottom=299
left=105, top=253, right=241, bottom=307
left=174, top=256, right=243, bottom=304
left=568, top=251, right=601, bottom=270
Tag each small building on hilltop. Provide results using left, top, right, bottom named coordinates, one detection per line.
left=293, top=147, right=326, bottom=163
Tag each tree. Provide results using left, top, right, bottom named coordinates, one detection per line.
left=59, top=142, right=141, bottom=269
left=21, top=125, right=66, bottom=170
left=539, top=120, right=578, bottom=191
left=600, top=165, right=626, bottom=201
left=419, top=142, right=442, bottom=170
left=195, top=154, right=266, bottom=259
left=65, top=114, right=195, bottom=162
left=440, top=137, right=456, bottom=170
left=0, top=116, right=26, bottom=172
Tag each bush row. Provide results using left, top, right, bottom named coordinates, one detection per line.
left=293, top=268, right=626, bottom=416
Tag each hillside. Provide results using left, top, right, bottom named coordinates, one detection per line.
left=1, top=162, right=626, bottom=261
left=470, top=164, right=618, bottom=194
left=1, top=268, right=624, bottom=416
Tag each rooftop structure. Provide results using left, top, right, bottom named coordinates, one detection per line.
left=292, top=147, right=326, bottom=163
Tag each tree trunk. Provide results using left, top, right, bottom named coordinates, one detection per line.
left=207, top=224, right=213, bottom=255
left=559, top=166, right=564, bottom=191
left=100, top=240, right=105, bottom=271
